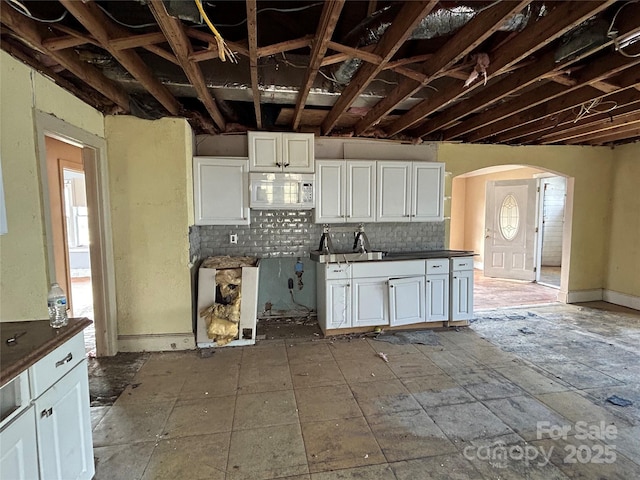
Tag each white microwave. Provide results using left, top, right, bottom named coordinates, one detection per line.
left=249, top=173, right=315, bottom=209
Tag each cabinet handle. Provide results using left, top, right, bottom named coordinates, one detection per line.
left=427, top=280, right=431, bottom=283
left=41, top=407, right=53, bottom=418
left=432, top=265, right=441, bottom=268
left=284, top=163, right=290, bottom=168
left=55, top=352, right=73, bottom=367
left=454, top=276, right=457, bottom=279
left=275, top=162, right=281, bottom=167
left=459, top=263, right=467, bottom=267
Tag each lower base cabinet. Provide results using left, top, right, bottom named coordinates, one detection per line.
left=36, top=360, right=94, bottom=480
left=389, top=276, right=425, bottom=326
left=426, top=274, right=449, bottom=322
left=0, top=406, right=39, bottom=480
left=452, top=269, right=474, bottom=320
left=325, top=280, right=352, bottom=329
left=353, top=277, right=389, bottom=327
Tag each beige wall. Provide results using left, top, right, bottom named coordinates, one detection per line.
left=105, top=116, right=193, bottom=336
left=0, top=51, right=103, bottom=321
left=439, top=143, right=614, bottom=294
left=451, top=166, right=545, bottom=266
left=606, top=143, right=640, bottom=299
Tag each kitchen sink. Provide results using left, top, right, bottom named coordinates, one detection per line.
left=310, top=250, right=384, bottom=263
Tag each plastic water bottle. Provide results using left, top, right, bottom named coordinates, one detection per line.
left=48, top=283, right=68, bottom=328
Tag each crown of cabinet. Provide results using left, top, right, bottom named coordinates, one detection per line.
left=248, top=132, right=314, bottom=173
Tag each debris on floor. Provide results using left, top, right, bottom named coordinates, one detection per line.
left=88, top=352, right=149, bottom=406
left=201, top=267, right=243, bottom=346
left=373, top=330, right=441, bottom=346
left=377, top=352, right=389, bottom=363
left=519, top=327, right=536, bottom=335
left=606, top=395, right=633, bottom=407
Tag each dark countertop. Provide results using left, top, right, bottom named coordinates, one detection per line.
left=0, top=318, right=92, bottom=386
left=381, top=249, right=476, bottom=261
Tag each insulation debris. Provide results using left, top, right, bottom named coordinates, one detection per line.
left=201, top=255, right=258, bottom=269
left=464, top=53, right=490, bottom=88
left=200, top=266, right=244, bottom=346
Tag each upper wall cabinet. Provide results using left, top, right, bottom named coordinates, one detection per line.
left=248, top=132, right=314, bottom=173
left=377, top=161, right=444, bottom=222
left=193, top=157, right=250, bottom=225
left=315, top=160, right=376, bottom=223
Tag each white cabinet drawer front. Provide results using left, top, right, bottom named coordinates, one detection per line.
left=452, top=257, right=474, bottom=271
left=353, top=260, right=424, bottom=278
left=30, top=332, right=84, bottom=398
left=324, top=265, right=352, bottom=280
left=426, top=259, right=449, bottom=274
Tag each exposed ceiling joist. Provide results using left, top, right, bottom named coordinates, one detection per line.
left=110, top=32, right=168, bottom=51
left=321, top=0, right=440, bottom=135
left=585, top=124, right=640, bottom=145
left=148, top=0, right=224, bottom=132
left=353, top=0, right=532, bottom=136
left=60, top=0, right=181, bottom=115
left=257, top=35, right=313, bottom=58
left=0, top=3, right=130, bottom=112
left=246, top=0, right=261, bottom=128
left=292, top=0, right=346, bottom=130
left=387, top=0, right=617, bottom=137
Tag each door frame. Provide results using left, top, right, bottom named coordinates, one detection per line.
left=35, top=110, right=118, bottom=356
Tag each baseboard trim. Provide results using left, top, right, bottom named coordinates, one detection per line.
left=565, top=289, right=603, bottom=303
left=118, top=333, right=195, bottom=352
left=603, top=290, right=640, bottom=311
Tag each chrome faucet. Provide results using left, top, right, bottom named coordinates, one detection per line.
left=353, top=225, right=371, bottom=254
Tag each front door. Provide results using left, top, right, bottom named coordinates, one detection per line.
left=484, top=179, right=538, bottom=281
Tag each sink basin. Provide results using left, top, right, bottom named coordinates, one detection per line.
left=310, top=250, right=384, bottom=263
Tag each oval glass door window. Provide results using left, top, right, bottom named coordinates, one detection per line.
left=499, top=194, right=519, bottom=240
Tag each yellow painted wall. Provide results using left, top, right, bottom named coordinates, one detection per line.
left=439, top=143, right=614, bottom=293
left=105, top=116, right=193, bottom=336
left=0, top=51, right=103, bottom=321
left=450, top=177, right=466, bottom=250
left=606, top=143, right=640, bottom=298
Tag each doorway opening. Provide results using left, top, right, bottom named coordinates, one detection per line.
left=450, top=165, right=572, bottom=310
left=45, top=136, right=95, bottom=355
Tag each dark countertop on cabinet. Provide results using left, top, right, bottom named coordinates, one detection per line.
left=0, top=318, right=92, bottom=386
left=381, top=249, right=476, bottom=261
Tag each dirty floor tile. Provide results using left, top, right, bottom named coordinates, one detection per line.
left=350, top=379, right=421, bottom=417
left=426, top=401, right=514, bottom=442
left=233, top=389, right=299, bottom=430
left=402, top=374, right=476, bottom=408
left=93, top=442, right=155, bottom=480
left=295, top=384, right=362, bottom=423
left=92, top=402, right=174, bottom=447
left=310, top=464, right=396, bottom=480
left=390, top=453, right=484, bottom=480
left=164, top=396, right=235, bottom=438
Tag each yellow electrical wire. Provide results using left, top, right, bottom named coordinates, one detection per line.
left=194, top=0, right=237, bottom=63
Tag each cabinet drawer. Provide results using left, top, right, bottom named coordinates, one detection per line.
left=30, top=332, right=84, bottom=398
left=452, top=257, right=474, bottom=271
left=324, top=264, right=352, bottom=280
left=353, top=260, right=424, bottom=279
left=426, top=259, right=449, bottom=274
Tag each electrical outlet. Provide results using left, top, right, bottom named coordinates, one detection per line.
left=229, top=234, right=238, bottom=244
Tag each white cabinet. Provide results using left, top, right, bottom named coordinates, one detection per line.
left=0, top=406, right=39, bottom=480
left=193, top=157, right=250, bottom=225
left=36, top=361, right=93, bottom=480
left=248, top=132, right=314, bottom=172
left=389, top=276, right=426, bottom=326
left=315, top=160, right=375, bottom=223
left=451, top=257, right=474, bottom=321
left=352, top=277, right=389, bottom=327
left=377, top=161, right=444, bottom=222
left=326, top=280, right=351, bottom=329
left=426, top=259, right=449, bottom=322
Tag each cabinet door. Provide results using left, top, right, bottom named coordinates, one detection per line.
left=426, top=274, right=449, bottom=322
left=326, top=280, right=351, bottom=329
left=412, top=162, right=444, bottom=221
left=377, top=162, right=411, bottom=222
left=193, top=157, right=250, bottom=225
left=353, top=277, right=389, bottom=327
left=36, top=360, right=94, bottom=480
left=451, top=269, right=474, bottom=320
left=282, top=133, right=314, bottom=172
left=389, top=276, right=425, bottom=326
left=248, top=132, right=281, bottom=171
left=346, top=161, right=376, bottom=222
left=0, top=406, right=39, bottom=480
left=315, top=161, right=345, bottom=223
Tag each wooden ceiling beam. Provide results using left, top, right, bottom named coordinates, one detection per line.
left=184, top=27, right=249, bottom=57
left=0, top=4, right=130, bottom=111
left=247, top=0, right=261, bottom=128
left=143, top=44, right=180, bottom=65
left=292, top=0, right=345, bottom=130
left=554, top=111, right=640, bottom=144
left=384, top=54, right=434, bottom=70
left=42, top=35, right=90, bottom=51
left=322, top=0, right=439, bottom=135
left=388, top=0, right=616, bottom=137
left=513, top=90, right=640, bottom=143
left=326, top=42, right=382, bottom=65
left=110, top=32, right=167, bottom=50
left=391, top=66, right=428, bottom=84
left=445, top=54, right=640, bottom=140
left=148, top=0, right=225, bottom=131
left=416, top=1, right=640, bottom=138
left=468, top=72, right=640, bottom=143
left=60, top=0, right=181, bottom=115
left=584, top=125, right=640, bottom=145
left=355, top=0, right=531, bottom=136
left=257, top=35, right=313, bottom=58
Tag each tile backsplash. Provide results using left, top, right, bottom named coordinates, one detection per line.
left=190, top=210, right=444, bottom=259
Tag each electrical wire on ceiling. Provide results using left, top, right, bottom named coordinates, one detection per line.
left=96, top=3, right=158, bottom=29
left=212, top=2, right=323, bottom=28
left=607, top=0, right=640, bottom=58
left=572, top=98, right=618, bottom=123
left=195, top=0, right=237, bottom=63
left=6, top=0, right=68, bottom=23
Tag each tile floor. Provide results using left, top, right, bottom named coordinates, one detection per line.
left=91, top=302, right=640, bottom=479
